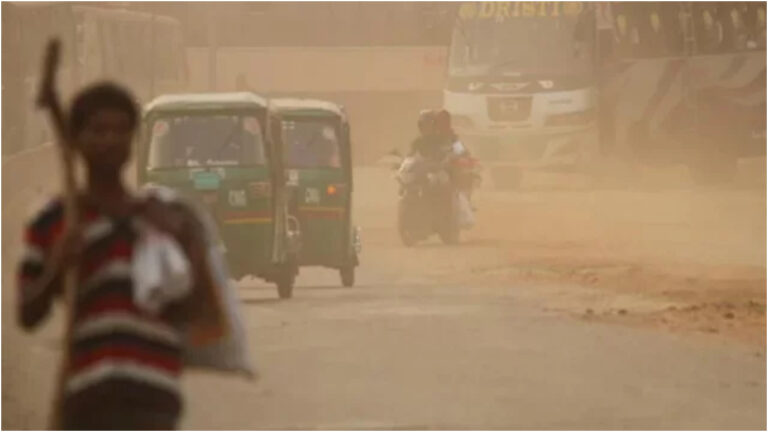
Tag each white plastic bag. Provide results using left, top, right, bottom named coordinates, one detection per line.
left=452, top=139, right=468, bottom=156
left=456, top=191, right=475, bottom=229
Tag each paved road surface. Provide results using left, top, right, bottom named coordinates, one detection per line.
left=3, top=156, right=765, bottom=429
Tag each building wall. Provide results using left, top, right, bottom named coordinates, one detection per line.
left=186, top=46, right=450, bottom=163
left=186, top=46, right=449, bottom=93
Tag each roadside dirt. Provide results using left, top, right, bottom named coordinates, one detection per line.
left=413, top=161, right=767, bottom=347
left=455, top=258, right=765, bottom=346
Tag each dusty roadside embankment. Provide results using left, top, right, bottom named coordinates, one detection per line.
left=360, top=159, right=766, bottom=346
left=455, top=162, right=766, bottom=346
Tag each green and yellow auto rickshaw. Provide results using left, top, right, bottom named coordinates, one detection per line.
left=137, top=92, right=300, bottom=298
left=270, top=98, right=360, bottom=286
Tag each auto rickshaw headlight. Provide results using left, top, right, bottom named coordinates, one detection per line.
left=201, top=192, right=218, bottom=205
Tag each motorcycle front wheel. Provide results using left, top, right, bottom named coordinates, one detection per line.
left=397, top=197, right=417, bottom=247
left=438, top=219, right=459, bottom=245
left=438, top=192, right=460, bottom=245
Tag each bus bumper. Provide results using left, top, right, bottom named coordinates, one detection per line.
left=457, top=124, right=599, bottom=171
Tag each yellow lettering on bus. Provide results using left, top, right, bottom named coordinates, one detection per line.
left=617, top=14, right=628, bottom=36
left=458, top=3, right=478, bottom=20
left=522, top=2, right=537, bottom=17
left=479, top=2, right=496, bottom=19
left=462, top=1, right=582, bottom=20
left=539, top=1, right=548, bottom=17
left=495, top=2, right=511, bottom=22
left=650, top=11, right=661, bottom=32
left=562, top=2, right=583, bottom=16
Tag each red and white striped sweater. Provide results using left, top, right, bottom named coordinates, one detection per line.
left=18, top=199, right=185, bottom=425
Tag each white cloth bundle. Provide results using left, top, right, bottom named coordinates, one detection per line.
left=138, top=184, right=255, bottom=377
left=132, top=223, right=192, bottom=315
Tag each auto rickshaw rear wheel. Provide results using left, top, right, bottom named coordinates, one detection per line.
left=438, top=225, right=459, bottom=245
left=276, top=274, right=294, bottom=299
left=276, top=261, right=297, bottom=299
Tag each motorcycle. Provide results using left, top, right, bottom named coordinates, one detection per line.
left=394, top=151, right=479, bottom=246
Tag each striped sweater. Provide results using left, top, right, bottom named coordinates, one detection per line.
left=17, top=199, right=185, bottom=424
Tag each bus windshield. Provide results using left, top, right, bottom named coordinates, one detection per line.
left=611, top=2, right=766, bottom=59
left=147, top=114, right=266, bottom=169
left=449, top=2, right=593, bottom=77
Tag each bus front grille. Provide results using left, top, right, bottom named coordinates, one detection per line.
left=487, top=96, right=532, bottom=122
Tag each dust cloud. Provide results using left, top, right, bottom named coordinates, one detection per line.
left=2, top=2, right=765, bottom=430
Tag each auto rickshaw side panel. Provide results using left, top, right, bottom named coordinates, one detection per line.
left=276, top=108, right=356, bottom=269
left=143, top=167, right=276, bottom=278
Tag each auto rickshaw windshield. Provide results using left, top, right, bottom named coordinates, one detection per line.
left=282, top=119, right=341, bottom=168
left=147, top=114, right=267, bottom=169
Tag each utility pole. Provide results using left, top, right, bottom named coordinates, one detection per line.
left=150, top=13, right=156, bottom=99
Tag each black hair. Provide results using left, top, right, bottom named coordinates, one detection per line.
left=69, top=82, right=138, bottom=137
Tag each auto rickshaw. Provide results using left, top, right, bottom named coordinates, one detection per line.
left=137, top=92, right=301, bottom=298
left=269, top=98, right=360, bottom=286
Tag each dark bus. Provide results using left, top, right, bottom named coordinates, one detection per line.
left=597, top=2, right=765, bottom=183
left=2, top=3, right=188, bottom=155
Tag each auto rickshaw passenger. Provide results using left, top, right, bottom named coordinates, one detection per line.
left=285, top=122, right=341, bottom=168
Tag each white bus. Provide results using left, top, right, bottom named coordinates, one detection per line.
left=444, top=2, right=765, bottom=186
left=444, top=2, right=597, bottom=187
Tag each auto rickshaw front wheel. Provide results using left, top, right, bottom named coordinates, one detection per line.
left=340, top=266, right=355, bottom=287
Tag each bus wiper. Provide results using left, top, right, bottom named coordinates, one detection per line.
left=206, top=123, right=242, bottom=170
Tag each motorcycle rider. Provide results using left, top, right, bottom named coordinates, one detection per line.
left=409, top=109, right=440, bottom=159
left=434, top=110, right=477, bottom=227
left=434, top=109, right=469, bottom=158
left=403, top=109, right=476, bottom=230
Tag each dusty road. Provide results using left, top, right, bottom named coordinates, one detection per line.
left=2, top=150, right=766, bottom=429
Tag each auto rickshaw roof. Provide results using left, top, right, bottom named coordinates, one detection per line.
left=269, top=98, right=346, bottom=119
left=144, top=92, right=269, bottom=114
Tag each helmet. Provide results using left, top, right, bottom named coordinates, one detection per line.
left=434, top=109, right=452, bottom=131
left=417, top=109, right=436, bottom=134
left=418, top=109, right=435, bottom=127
